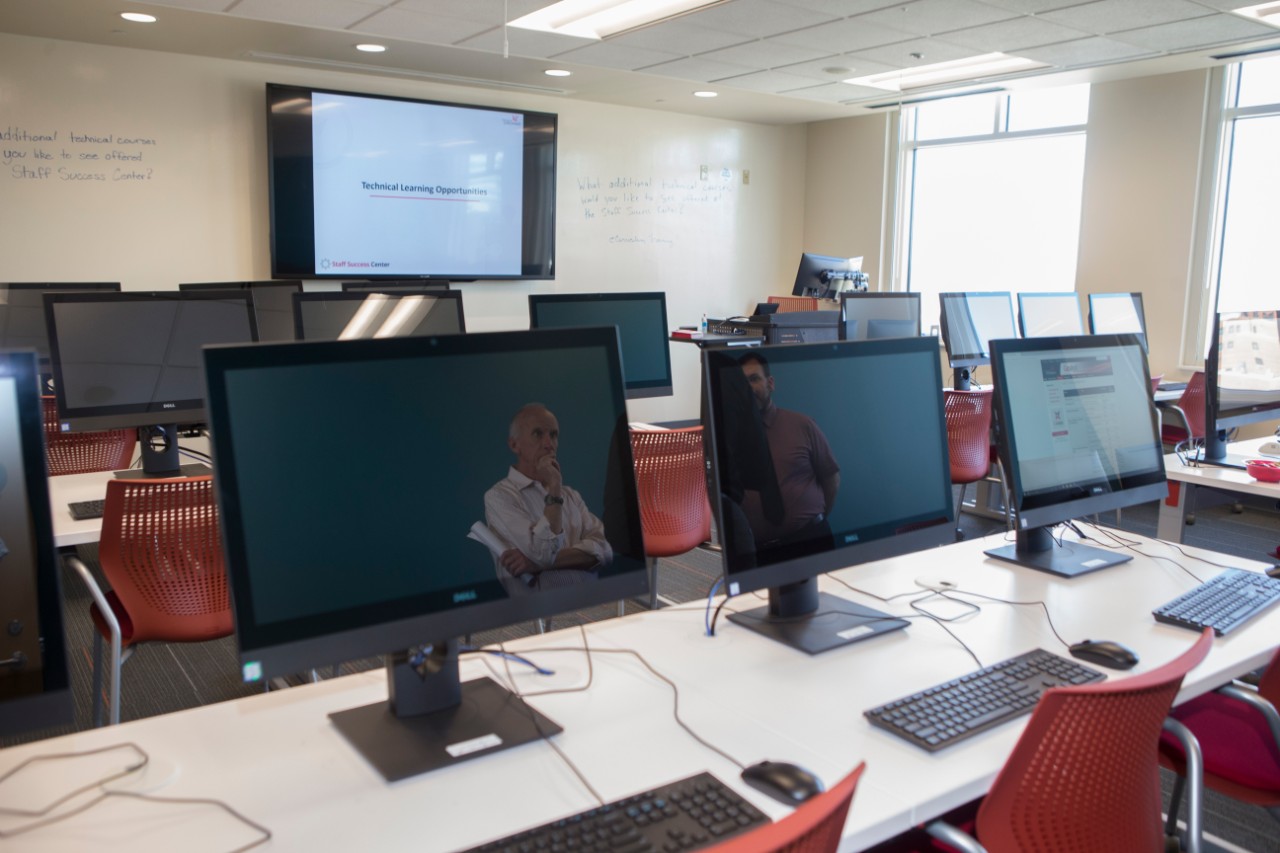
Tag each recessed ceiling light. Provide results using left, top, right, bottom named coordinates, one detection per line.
left=1233, top=3, right=1280, bottom=25
left=693, top=90, right=718, bottom=98
left=844, top=52, right=1049, bottom=92
left=356, top=44, right=387, bottom=53
left=120, top=12, right=156, bottom=23
left=509, top=0, right=724, bottom=40
left=823, top=66, right=852, bottom=76
left=544, top=69, right=572, bottom=77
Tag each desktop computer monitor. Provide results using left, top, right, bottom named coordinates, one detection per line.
left=1202, top=309, right=1280, bottom=469
left=179, top=281, right=302, bottom=342
left=985, top=334, right=1166, bottom=577
left=1087, top=292, right=1148, bottom=352
left=0, top=350, right=73, bottom=737
left=938, top=291, right=1017, bottom=390
left=203, top=327, right=647, bottom=781
left=1018, top=292, right=1084, bottom=338
left=44, top=291, right=258, bottom=476
left=838, top=292, right=921, bottom=341
left=702, top=337, right=955, bottom=654
left=293, top=291, right=465, bottom=340
left=792, top=253, right=864, bottom=300
left=0, top=283, right=121, bottom=375
left=528, top=292, right=672, bottom=399
left=343, top=280, right=450, bottom=292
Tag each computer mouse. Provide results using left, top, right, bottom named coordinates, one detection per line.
left=1068, top=639, right=1139, bottom=671
left=1266, top=565, right=1280, bottom=579
left=740, top=761, right=824, bottom=806
left=1257, top=441, right=1280, bottom=458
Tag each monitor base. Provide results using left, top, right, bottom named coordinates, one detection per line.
left=330, top=676, right=561, bottom=783
left=984, top=541, right=1131, bottom=578
left=1195, top=451, right=1250, bottom=471
left=114, top=463, right=210, bottom=479
left=727, top=591, right=907, bottom=655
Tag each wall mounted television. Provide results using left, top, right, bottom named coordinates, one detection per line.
left=266, top=83, right=557, bottom=282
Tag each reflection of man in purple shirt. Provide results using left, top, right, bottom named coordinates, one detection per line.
left=739, top=353, right=840, bottom=547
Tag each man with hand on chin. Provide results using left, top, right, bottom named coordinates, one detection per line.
left=484, top=403, right=612, bottom=594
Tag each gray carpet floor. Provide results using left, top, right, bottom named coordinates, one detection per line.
left=5, top=486, right=1279, bottom=851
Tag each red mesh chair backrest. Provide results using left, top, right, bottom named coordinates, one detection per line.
left=42, top=396, right=137, bottom=476
left=629, top=427, right=712, bottom=558
left=1162, top=372, right=1207, bottom=444
left=97, top=475, right=233, bottom=645
left=943, top=389, right=994, bottom=485
left=974, top=629, right=1214, bottom=853
left=707, top=763, right=864, bottom=853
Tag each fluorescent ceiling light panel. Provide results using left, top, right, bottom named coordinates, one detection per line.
left=844, top=52, right=1048, bottom=92
left=1233, top=3, right=1280, bottom=26
left=508, top=0, right=723, bottom=40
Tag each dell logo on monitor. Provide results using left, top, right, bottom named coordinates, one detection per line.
left=162, top=402, right=176, bottom=409
left=453, top=590, right=478, bottom=604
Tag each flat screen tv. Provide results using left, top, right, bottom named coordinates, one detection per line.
left=267, top=83, right=556, bottom=282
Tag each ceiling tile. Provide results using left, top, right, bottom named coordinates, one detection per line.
left=779, top=80, right=886, bottom=101
left=937, top=15, right=1093, bottom=51
left=698, top=38, right=835, bottom=67
left=228, top=0, right=384, bottom=29
left=392, top=0, right=549, bottom=24
left=971, top=0, right=1099, bottom=12
left=845, top=36, right=983, bottom=67
left=552, top=41, right=685, bottom=70
left=855, top=0, right=1019, bottom=37
left=1018, top=35, right=1157, bottom=66
left=1039, top=0, right=1214, bottom=35
left=609, top=20, right=750, bottom=54
left=772, top=0, right=911, bottom=14
left=1108, top=14, right=1280, bottom=52
left=457, top=26, right=595, bottom=59
left=682, top=0, right=839, bottom=38
left=770, top=16, right=917, bottom=53
left=712, top=67, right=828, bottom=91
left=145, top=0, right=245, bottom=11
left=640, top=56, right=758, bottom=81
left=355, top=8, right=493, bottom=44
left=776, top=53, right=903, bottom=79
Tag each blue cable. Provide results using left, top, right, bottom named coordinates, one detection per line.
left=705, top=578, right=723, bottom=636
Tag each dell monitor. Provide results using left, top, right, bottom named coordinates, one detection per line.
left=293, top=291, right=465, bottom=340
left=985, top=334, right=1166, bottom=577
left=938, top=292, right=1017, bottom=390
left=0, top=350, right=73, bottom=738
left=179, top=281, right=302, bottom=342
left=343, top=280, right=451, bottom=292
left=792, top=253, right=865, bottom=300
left=44, top=291, right=258, bottom=477
left=528, top=292, right=673, bottom=400
left=1087, top=292, right=1147, bottom=352
left=0, top=283, right=121, bottom=385
left=1018, top=292, right=1084, bottom=338
left=838, top=292, right=921, bottom=342
left=1202, top=309, right=1280, bottom=469
left=702, top=337, right=955, bottom=654
left=203, top=327, right=647, bottom=781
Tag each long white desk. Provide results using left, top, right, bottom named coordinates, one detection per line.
left=3, top=529, right=1277, bottom=852
left=1158, top=435, right=1280, bottom=544
left=48, top=469, right=114, bottom=549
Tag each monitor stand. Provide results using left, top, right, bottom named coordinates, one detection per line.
left=329, top=640, right=561, bottom=782
left=984, top=526, right=1130, bottom=578
left=1196, top=429, right=1249, bottom=471
left=726, top=578, right=908, bottom=655
left=952, top=367, right=972, bottom=391
left=114, top=424, right=211, bottom=479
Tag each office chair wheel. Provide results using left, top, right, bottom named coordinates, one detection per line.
left=1186, top=514, right=1196, bottom=525
left=1231, top=502, right=1244, bottom=514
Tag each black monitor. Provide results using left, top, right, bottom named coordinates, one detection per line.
left=703, top=337, right=955, bottom=655
left=0, top=283, right=121, bottom=371
left=1087, top=292, right=1147, bottom=352
left=293, top=291, right=466, bottom=340
left=985, top=334, right=1166, bottom=577
left=179, top=281, right=303, bottom=342
left=44, top=291, right=258, bottom=477
left=528, top=292, right=672, bottom=400
left=838, top=292, right=921, bottom=341
left=203, top=327, right=646, bottom=781
left=1018, top=292, right=1084, bottom=338
left=0, top=350, right=73, bottom=738
left=938, top=291, right=1017, bottom=390
left=792, top=253, right=864, bottom=300
left=343, top=280, right=451, bottom=292
left=1202, top=309, right=1280, bottom=469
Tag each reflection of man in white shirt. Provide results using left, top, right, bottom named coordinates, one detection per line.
left=484, top=403, right=612, bottom=594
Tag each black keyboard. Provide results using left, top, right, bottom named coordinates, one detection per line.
left=68, top=499, right=105, bottom=521
left=1158, top=381, right=1188, bottom=392
left=459, top=772, right=768, bottom=853
left=864, top=648, right=1105, bottom=751
left=1152, top=568, right=1280, bottom=636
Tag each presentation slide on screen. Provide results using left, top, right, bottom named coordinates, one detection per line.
left=311, top=92, right=524, bottom=276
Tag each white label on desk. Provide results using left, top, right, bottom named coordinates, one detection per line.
left=1081, top=558, right=1109, bottom=569
left=447, top=733, right=503, bottom=757
left=836, top=625, right=875, bottom=640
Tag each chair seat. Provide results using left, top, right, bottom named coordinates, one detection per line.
left=1159, top=694, right=1280, bottom=800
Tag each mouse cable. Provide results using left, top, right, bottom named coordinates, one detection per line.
left=0, top=742, right=270, bottom=851
left=704, top=578, right=723, bottom=636
left=825, top=572, right=945, bottom=604
left=928, top=586, right=1073, bottom=652
left=1074, top=521, right=1207, bottom=583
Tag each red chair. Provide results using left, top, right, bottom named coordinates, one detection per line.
left=41, top=396, right=136, bottom=475
left=1161, top=371, right=1207, bottom=449
left=1150, top=373, right=1164, bottom=395
left=924, top=629, right=1214, bottom=853
left=66, top=476, right=233, bottom=726
left=630, top=427, right=713, bottom=609
left=767, top=296, right=819, bottom=313
left=709, top=763, right=865, bottom=853
left=943, top=389, right=994, bottom=540
left=1158, top=645, right=1280, bottom=825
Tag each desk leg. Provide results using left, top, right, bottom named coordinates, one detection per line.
left=1157, top=481, right=1189, bottom=544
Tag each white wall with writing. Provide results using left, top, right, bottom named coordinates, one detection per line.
left=0, top=32, right=806, bottom=422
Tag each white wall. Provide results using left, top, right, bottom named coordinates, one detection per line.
left=0, top=32, right=808, bottom=423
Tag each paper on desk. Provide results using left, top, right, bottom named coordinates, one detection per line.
left=467, top=522, right=506, bottom=558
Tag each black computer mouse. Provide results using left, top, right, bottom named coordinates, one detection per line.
left=1266, top=565, right=1280, bottom=579
left=740, top=760, right=824, bottom=806
left=1068, top=639, right=1139, bottom=671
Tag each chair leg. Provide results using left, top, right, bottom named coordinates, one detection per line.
left=647, top=556, right=659, bottom=610
left=91, top=630, right=104, bottom=728
left=955, top=482, right=968, bottom=541
left=1162, top=718, right=1204, bottom=853
left=67, top=556, right=123, bottom=726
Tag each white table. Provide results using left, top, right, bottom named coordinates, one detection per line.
left=1158, top=436, right=1280, bottom=544
left=47, top=469, right=114, bottom=549
left=2, top=529, right=1276, bottom=852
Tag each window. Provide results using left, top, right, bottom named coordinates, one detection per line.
left=893, top=86, right=1090, bottom=332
